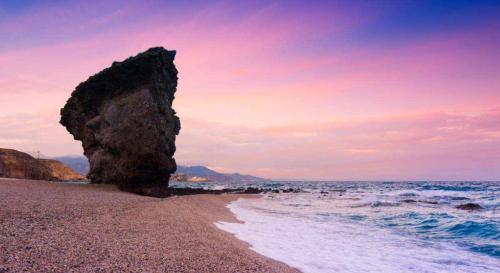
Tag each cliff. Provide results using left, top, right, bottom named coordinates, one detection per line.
left=38, top=159, right=85, bottom=181
left=0, top=148, right=84, bottom=181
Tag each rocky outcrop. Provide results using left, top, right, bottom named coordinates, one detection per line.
left=0, top=148, right=83, bottom=181
left=38, top=159, right=85, bottom=181
left=60, top=47, right=180, bottom=197
left=0, top=148, right=54, bottom=180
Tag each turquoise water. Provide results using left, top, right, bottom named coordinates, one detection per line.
left=173, top=181, right=500, bottom=272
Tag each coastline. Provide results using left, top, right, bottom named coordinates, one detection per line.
left=0, top=178, right=299, bottom=273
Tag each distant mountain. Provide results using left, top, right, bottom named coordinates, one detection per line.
left=176, top=165, right=270, bottom=182
left=176, top=165, right=221, bottom=177
left=54, top=156, right=269, bottom=182
left=53, top=156, right=90, bottom=176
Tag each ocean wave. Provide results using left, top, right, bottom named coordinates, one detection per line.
left=202, top=180, right=499, bottom=267
left=447, top=221, right=500, bottom=240
left=350, top=199, right=401, bottom=208
left=419, top=184, right=485, bottom=192
left=470, top=244, right=500, bottom=257
left=217, top=198, right=500, bottom=273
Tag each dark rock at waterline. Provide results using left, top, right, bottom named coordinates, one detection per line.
left=455, top=203, right=483, bottom=211
left=168, top=187, right=266, bottom=196
left=243, top=187, right=263, bottom=194
left=166, top=187, right=309, bottom=196
left=168, top=188, right=235, bottom=196
left=282, top=188, right=301, bottom=193
left=60, top=47, right=180, bottom=197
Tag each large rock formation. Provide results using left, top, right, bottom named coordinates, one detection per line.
left=0, top=148, right=84, bottom=181
left=60, top=47, right=180, bottom=197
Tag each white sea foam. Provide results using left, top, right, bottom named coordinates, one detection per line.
left=216, top=197, right=500, bottom=273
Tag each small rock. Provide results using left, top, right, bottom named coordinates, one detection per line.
left=455, top=203, right=483, bottom=211
left=242, top=187, right=263, bottom=194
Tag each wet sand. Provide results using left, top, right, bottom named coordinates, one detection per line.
left=0, top=178, right=299, bottom=273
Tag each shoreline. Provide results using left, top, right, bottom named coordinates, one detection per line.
left=0, top=178, right=299, bottom=273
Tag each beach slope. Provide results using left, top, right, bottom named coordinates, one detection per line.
left=0, top=178, right=298, bottom=273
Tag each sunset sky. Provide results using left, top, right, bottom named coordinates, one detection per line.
left=1, top=0, right=499, bottom=180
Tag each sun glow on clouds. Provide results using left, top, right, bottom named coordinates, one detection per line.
left=0, top=0, right=499, bottom=179
left=177, top=110, right=500, bottom=180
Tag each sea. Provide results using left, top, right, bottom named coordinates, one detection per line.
left=171, top=181, right=500, bottom=273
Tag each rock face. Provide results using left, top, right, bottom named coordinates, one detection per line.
left=0, top=148, right=84, bottom=181
left=0, top=148, right=54, bottom=180
left=38, top=159, right=86, bottom=181
left=60, top=47, right=180, bottom=197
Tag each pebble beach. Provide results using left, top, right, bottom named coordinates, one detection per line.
left=0, top=178, right=299, bottom=273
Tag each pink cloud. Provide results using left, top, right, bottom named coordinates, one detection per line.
left=1, top=2, right=499, bottom=179
left=176, top=110, right=500, bottom=180
left=0, top=110, right=83, bottom=156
